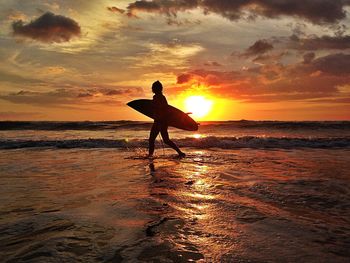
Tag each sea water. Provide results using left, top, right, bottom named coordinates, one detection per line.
left=0, top=121, right=349, bottom=262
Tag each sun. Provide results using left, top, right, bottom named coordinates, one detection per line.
left=184, top=96, right=213, bottom=118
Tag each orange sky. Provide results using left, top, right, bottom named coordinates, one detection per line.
left=0, top=0, right=349, bottom=121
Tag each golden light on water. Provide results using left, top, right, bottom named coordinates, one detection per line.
left=184, top=96, right=213, bottom=119
left=193, top=134, right=202, bottom=139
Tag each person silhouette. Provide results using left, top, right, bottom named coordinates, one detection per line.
left=148, top=80, right=185, bottom=158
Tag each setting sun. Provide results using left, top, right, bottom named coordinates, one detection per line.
left=185, top=96, right=213, bottom=119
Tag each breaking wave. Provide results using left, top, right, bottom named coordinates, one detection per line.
left=1, top=120, right=350, bottom=131
left=1, top=136, right=349, bottom=149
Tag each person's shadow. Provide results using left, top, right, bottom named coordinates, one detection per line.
left=148, top=159, right=163, bottom=183
left=149, top=159, right=170, bottom=184
left=149, top=161, right=155, bottom=173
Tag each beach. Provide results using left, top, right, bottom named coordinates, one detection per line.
left=0, top=121, right=349, bottom=262
left=2, top=0, right=350, bottom=261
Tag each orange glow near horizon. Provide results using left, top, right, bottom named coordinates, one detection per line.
left=170, top=89, right=236, bottom=121
left=184, top=96, right=213, bottom=119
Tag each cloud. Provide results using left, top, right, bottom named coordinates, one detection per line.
left=174, top=52, right=350, bottom=103
left=127, top=0, right=198, bottom=18
left=12, top=12, right=81, bottom=43
left=124, top=42, right=204, bottom=69
left=7, top=10, right=27, bottom=21
left=126, top=0, right=350, bottom=24
left=0, top=89, right=80, bottom=106
left=204, top=61, right=222, bottom=67
left=247, top=0, right=350, bottom=24
left=303, top=52, right=315, bottom=64
left=177, top=73, right=193, bottom=84
left=0, top=86, right=145, bottom=108
left=0, top=70, right=43, bottom=84
left=252, top=51, right=288, bottom=64
left=241, top=39, right=274, bottom=57
left=307, top=97, right=350, bottom=104
left=97, top=87, right=145, bottom=97
left=45, top=66, right=66, bottom=75
left=309, top=53, right=350, bottom=76
left=290, top=34, right=350, bottom=50
left=107, top=6, right=125, bottom=14
left=240, top=33, right=350, bottom=64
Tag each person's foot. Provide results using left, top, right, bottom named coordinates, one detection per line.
left=178, top=152, right=186, bottom=158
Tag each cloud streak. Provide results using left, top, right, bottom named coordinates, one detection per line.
left=290, top=34, right=350, bottom=50
left=126, top=0, right=350, bottom=24
left=107, top=6, right=125, bottom=14
left=0, top=86, right=144, bottom=108
left=174, top=52, right=350, bottom=103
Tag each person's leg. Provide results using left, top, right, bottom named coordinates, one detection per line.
left=160, top=124, right=185, bottom=156
left=149, top=123, right=160, bottom=156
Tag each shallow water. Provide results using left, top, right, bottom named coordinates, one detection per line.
left=1, top=148, right=349, bottom=262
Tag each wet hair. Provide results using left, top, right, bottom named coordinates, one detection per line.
left=152, top=80, right=163, bottom=94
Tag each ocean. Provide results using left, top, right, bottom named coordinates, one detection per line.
left=0, top=121, right=349, bottom=262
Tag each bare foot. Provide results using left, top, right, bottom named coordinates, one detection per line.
left=178, top=152, right=186, bottom=158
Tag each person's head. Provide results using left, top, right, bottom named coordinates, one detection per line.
left=152, top=80, right=163, bottom=94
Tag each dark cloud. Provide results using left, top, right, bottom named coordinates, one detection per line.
left=204, top=61, right=222, bottom=67
left=12, top=12, right=81, bottom=43
left=104, top=89, right=126, bottom=96
left=310, top=53, right=350, bottom=76
left=243, top=40, right=273, bottom=57
left=177, top=73, right=193, bottom=84
left=303, top=52, right=315, bottom=64
left=248, top=0, right=350, bottom=24
left=127, top=0, right=350, bottom=24
left=107, top=6, right=125, bottom=14
left=239, top=40, right=274, bottom=62
left=127, top=0, right=198, bottom=17
left=252, top=51, right=288, bottom=64
left=77, top=92, right=93, bottom=98
left=291, top=34, right=350, bottom=50
left=166, top=17, right=201, bottom=26
left=100, top=87, right=144, bottom=96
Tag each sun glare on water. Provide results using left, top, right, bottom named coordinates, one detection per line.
left=185, top=96, right=213, bottom=119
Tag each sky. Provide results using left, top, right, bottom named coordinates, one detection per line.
left=0, top=0, right=349, bottom=121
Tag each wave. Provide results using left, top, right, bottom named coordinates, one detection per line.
left=0, top=121, right=153, bottom=131
left=1, top=136, right=349, bottom=149
left=200, top=120, right=350, bottom=130
left=1, top=120, right=349, bottom=131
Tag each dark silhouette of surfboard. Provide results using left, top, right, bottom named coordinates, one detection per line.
left=127, top=99, right=198, bottom=131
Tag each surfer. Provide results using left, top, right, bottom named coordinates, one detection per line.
left=148, top=80, right=186, bottom=158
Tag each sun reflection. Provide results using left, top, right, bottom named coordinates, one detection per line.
left=191, top=203, right=209, bottom=210
left=193, top=133, right=202, bottom=139
left=186, top=192, right=215, bottom=200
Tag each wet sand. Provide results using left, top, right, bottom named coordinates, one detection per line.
left=0, top=148, right=349, bottom=262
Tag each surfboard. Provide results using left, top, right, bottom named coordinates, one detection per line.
left=127, top=99, right=198, bottom=131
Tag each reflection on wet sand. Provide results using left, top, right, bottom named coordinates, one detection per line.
left=141, top=149, right=350, bottom=262
left=0, top=148, right=349, bottom=262
left=142, top=151, right=237, bottom=261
